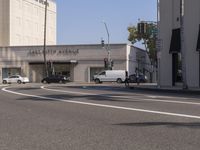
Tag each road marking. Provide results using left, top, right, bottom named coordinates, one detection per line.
left=41, top=86, right=200, bottom=106
left=146, top=95, right=196, bottom=100
left=2, top=87, right=200, bottom=120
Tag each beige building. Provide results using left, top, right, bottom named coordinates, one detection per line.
left=0, top=44, right=151, bottom=83
left=158, top=0, right=200, bottom=88
left=0, top=0, right=56, bottom=46
left=0, top=1, right=154, bottom=83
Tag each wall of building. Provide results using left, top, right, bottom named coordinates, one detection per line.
left=0, top=44, right=129, bottom=83
left=0, top=0, right=10, bottom=46
left=0, top=44, right=149, bottom=83
left=184, top=0, right=199, bottom=88
left=159, top=0, right=179, bottom=87
left=159, top=0, right=200, bottom=88
left=127, top=45, right=156, bottom=82
left=0, top=0, right=56, bottom=46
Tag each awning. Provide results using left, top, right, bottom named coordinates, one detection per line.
left=169, top=28, right=181, bottom=53
left=196, top=25, right=200, bottom=51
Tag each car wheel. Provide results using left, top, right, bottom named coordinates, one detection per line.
left=17, top=80, right=22, bottom=84
left=62, top=81, right=67, bottom=84
left=3, top=80, right=7, bottom=84
left=95, top=79, right=100, bottom=84
left=42, top=80, right=48, bottom=84
left=116, top=78, right=122, bottom=83
left=59, top=80, right=63, bottom=84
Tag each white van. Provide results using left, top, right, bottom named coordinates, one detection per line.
left=93, top=70, right=127, bottom=83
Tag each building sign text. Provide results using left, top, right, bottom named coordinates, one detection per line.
left=27, top=49, right=79, bottom=56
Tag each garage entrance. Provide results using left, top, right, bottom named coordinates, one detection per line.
left=29, top=62, right=73, bottom=82
left=89, top=67, right=104, bottom=82
left=2, top=68, right=21, bottom=79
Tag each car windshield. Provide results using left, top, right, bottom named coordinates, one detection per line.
left=9, top=76, right=18, bottom=78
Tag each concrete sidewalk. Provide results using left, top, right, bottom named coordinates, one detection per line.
left=62, top=81, right=200, bottom=93
left=65, top=82, right=200, bottom=95
left=4, top=82, right=200, bottom=95
left=127, top=83, right=200, bottom=95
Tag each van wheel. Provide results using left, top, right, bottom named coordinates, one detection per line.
left=3, top=80, right=7, bottom=84
left=95, top=79, right=100, bottom=84
left=116, top=78, right=122, bottom=83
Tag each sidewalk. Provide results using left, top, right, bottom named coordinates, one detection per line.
left=127, top=83, right=200, bottom=95
left=65, top=82, right=200, bottom=95
left=4, top=82, right=200, bottom=95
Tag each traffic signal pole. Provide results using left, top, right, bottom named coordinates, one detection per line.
left=180, top=0, right=188, bottom=89
left=103, top=22, right=112, bottom=70
left=43, top=0, right=48, bottom=77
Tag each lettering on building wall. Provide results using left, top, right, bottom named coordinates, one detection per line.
left=27, top=49, right=79, bottom=56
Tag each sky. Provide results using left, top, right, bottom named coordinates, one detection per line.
left=56, top=0, right=157, bottom=45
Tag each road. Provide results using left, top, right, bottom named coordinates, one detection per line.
left=0, top=83, right=200, bottom=150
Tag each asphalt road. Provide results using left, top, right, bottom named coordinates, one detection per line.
left=0, top=83, right=200, bottom=150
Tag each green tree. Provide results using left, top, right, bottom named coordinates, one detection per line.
left=128, top=22, right=157, bottom=63
left=128, top=22, right=157, bottom=82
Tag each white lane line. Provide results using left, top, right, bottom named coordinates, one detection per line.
left=2, top=87, right=200, bottom=120
left=41, top=86, right=200, bottom=106
left=146, top=95, right=197, bottom=100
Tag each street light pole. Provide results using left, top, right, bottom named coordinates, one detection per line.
left=157, top=0, right=161, bottom=87
left=102, top=21, right=111, bottom=69
left=180, top=0, right=188, bottom=89
left=43, top=0, right=48, bottom=77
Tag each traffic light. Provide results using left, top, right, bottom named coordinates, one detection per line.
left=101, top=39, right=105, bottom=48
left=104, top=58, right=108, bottom=69
left=137, top=22, right=148, bottom=34
left=111, top=60, right=114, bottom=67
left=137, top=22, right=143, bottom=34
left=144, top=23, right=148, bottom=34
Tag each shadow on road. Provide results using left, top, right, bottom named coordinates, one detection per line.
left=52, top=85, right=200, bottom=99
left=16, top=94, right=140, bottom=103
left=113, top=122, right=200, bottom=129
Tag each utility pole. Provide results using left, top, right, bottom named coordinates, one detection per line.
left=102, top=21, right=112, bottom=70
left=157, top=0, right=159, bottom=86
left=43, top=0, right=48, bottom=77
left=180, top=0, right=188, bottom=89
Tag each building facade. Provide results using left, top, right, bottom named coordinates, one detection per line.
left=0, top=0, right=56, bottom=46
left=158, top=0, right=200, bottom=88
left=0, top=44, right=152, bottom=83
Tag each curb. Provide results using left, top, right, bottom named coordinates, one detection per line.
left=129, top=86, right=200, bottom=95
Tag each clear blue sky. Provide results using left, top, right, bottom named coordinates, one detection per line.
left=56, top=0, right=157, bottom=45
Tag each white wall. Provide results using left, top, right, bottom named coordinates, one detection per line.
left=159, top=0, right=200, bottom=88
left=184, top=0, right=199, bottom=88
left=0, top=44, right=128, bottom=82
left=159, top=0, right=174, bottom=87
left=0, top=0, right=56, bottom=46
left=0, top=0, right=10, bottom=46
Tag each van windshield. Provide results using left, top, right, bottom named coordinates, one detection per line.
left=99, top=71, right=105, bottom=75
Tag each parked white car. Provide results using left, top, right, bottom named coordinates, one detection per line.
left=2, top=75, right=29, bottom=84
